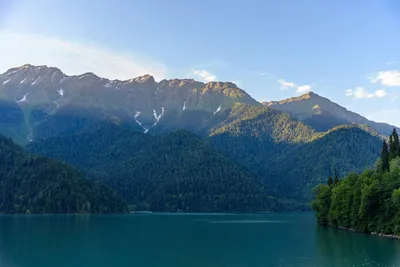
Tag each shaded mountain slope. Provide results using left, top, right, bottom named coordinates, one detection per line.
left=0, top=134, right=127, bottom=214
left=28, top=125, right=298, bottom=212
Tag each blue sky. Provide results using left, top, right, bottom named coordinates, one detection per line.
left=0, top=0, right=399, bottom=126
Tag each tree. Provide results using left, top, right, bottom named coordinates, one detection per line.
left=390, top=158, right=400, bottom=172
left=392, top=129, right=400, bottom=158
left=333, top=169, right=339, bottom=185
left=327, top=176, right=333, bottom=186
left=381, top=141, right=390, bottom=172
left=389, top=135, right=394, bottom=159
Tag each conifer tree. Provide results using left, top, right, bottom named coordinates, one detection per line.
left=327, top=176, right=333, bottom=186
left=392, top=129, right=399, bottom=158
left=389, top=135, right=394, bottom=160
left=333, top=169, right=339, bottom=185
left=381, top=140, right=390, bottom=172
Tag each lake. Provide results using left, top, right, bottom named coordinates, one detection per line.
left=0, top=213, right=399, bottom=267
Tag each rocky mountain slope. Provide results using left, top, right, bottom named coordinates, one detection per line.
left=0, top=64, right=259, bottom=143
left=263, top=92, right=398, bottom=135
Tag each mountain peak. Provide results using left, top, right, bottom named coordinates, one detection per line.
left=126, top=74, right=155, bottom=84
left=300, top=91, right=319, bottom=98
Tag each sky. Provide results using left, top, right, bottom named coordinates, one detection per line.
left=0, top=0, right=399, bottom=126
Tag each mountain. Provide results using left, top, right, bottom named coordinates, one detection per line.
left=208, top=104, right=383, bottom=201
left=29, top=104, right=383, bottom=205
left=28, top=124, right=301, bottom=212
left=0, top=64, right=391, bottom=210
left=263, top=92, right=399, bottom=135
left=0, top=134, right=127, bottom=214
left=0, top=64, right=259, bottom=143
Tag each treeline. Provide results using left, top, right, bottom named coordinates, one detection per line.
left=312, top=129, right=400, bottom=235
left=0, top=134, right=127, bottom=214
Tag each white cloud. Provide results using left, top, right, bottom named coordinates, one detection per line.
left=192, top=69, right=216, bottom=82
left=345, top=87, right=388, bottom=99
left=278, top=79, right=312, bottom=93
left=0, top=31, right=167, bottom=80
left=297, top=85, right=312, bottom=93
left=345, top=89, right=354, bottom=96
left=278, top=79, right=296, bottom=90
left=371, top=70, right=400, bottom=87
left=367, top=108, right=400, bottom=127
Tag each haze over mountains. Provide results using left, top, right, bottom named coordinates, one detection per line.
left=0, top=64, right=395, bottom=212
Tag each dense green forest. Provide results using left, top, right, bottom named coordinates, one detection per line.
left=29, top=123, right=304, bottom=212
left=312, top=129, right=400, bottom=235
left=209, top=104, right=382, bottom=201
left=0, top=134, right=127, bottom=214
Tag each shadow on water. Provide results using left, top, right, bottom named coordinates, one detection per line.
left=315, top=226, right=400, bottom=267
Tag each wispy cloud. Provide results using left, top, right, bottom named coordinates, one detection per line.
left=0, top=31, right=167, bottom=80
left=191, top=69, right=216, bottom=82
left=345, top=87, right=388, bottom=99
left=370, top=70, right=400, bottom=87
left=278, top=79, right=312, bottom=93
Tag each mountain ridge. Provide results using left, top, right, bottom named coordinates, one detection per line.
left=263, top=91, right=399, bottom=135
left=0, top=64, right=259, bottom=142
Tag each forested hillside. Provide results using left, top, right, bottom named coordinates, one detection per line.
left=28, top=124, right=300, bottom=212
left=209, top=104, right=382, bottom=201
left=0, top=134, right=127, bottom=214
left=312, top=129, right=400, bottom=236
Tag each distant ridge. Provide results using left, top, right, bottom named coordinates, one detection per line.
left=263, top=91, right=399, bottom=135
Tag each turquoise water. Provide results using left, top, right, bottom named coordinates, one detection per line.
left=0, top=213, right=399, bottom=267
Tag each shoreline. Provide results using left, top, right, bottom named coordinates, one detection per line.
left=337, top=226, right=400, bottom=240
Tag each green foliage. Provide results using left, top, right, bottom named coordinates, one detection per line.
left=390, top=129, right=399, bottom=159
left=209, top=105, right=382, bottom=201
left=390, top=157, right=400, bottom=172
left=311, top=185, right=331, bottom=226
left=381, top=141, right=390, bottom=172
left=28, top=124, right=302, bottom=212
left=0, top=134, right=127, bottom=214
left=312, top=130, right=400, bottom=235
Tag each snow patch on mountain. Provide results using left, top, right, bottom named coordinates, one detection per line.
left=214, top=105, right=221, bottom=114
left=20, top=76, right=28, bottom=84
left=183, top=101, right=186, bottom=111
left=51, top=72, right=58, bottom=82
left=16, top=93, right=29, bottom=103
left=78, top=73, right=93, bottom=80
left=134, top=111, right=149, bottom=134
left=60, top=77, right=68, bottom=84
left=3, top=78, right=11, bottom=85
left=153, top=107, right=164, bottom=122
left=57, top=88, right=64, bottom=96
left=32, top=77, right=40, bottom=85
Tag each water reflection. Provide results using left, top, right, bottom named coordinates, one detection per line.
left=315, top=226, right=400, bottom=267
left=0, top=214, right=399, bottom=267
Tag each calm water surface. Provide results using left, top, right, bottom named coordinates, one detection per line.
left=0, top=213, right=399, bottom=267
